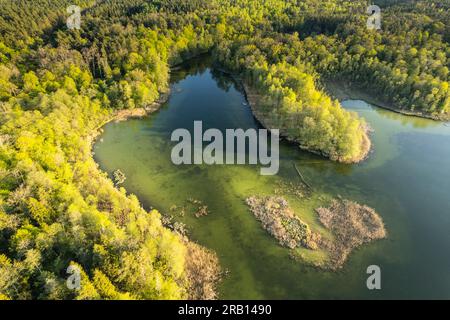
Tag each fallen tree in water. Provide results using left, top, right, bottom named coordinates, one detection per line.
left=246, top=196, right=386, bottom=270
left=293, top=163, right=312, bottom=190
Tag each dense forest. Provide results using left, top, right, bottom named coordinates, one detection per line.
left=0, top=0, right=448, bottom=299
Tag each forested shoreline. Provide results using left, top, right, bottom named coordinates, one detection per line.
left=0, top=0, right=448, bottom=299
left=0, top=0, right=219, bottom=300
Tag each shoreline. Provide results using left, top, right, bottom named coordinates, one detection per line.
left=214, top=67, right=371, bottom=164
left=88, top=89, right=171, bottom=146
left=322, top=78, right=450, bottom=122
left=89, top=63, right=386, bottom=285
left=88, top=86, right=222, bottom=300
left=240, top=81, right=371, bottom=164
left=113, top=90, right=171, bottom=122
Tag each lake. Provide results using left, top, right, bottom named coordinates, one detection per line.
left=94, top=57, right=450, bottom=299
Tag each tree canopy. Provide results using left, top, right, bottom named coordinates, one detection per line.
left=0, top=0, right=448, bottom=299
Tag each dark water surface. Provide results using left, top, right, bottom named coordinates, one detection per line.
left=94, top=59, right=450, bottom=299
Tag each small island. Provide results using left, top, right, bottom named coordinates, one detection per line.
left=246, top=196, right=386, bottom=270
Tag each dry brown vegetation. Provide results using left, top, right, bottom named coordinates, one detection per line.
left=316, top=199, right=387, bottom=270
left=246, top=196, right=320, bottom=250
left=243, top=83, right=372, bottom=164
left=113, top=92, right=171, bottom=122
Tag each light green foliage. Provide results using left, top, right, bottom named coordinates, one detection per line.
left=0, top=0, right=448, bottom=299
left=215, top=36, right=368, bottom=161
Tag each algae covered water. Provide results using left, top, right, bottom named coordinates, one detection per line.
left=94, top=58, right=450, bottom=299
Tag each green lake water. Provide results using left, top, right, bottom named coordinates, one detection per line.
left=94, top=59, right=450, bottom=299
